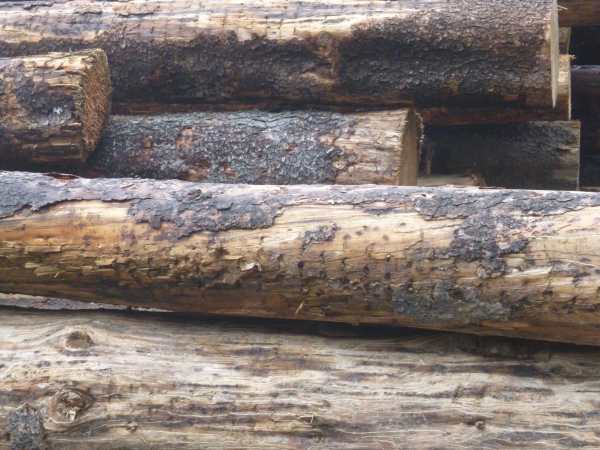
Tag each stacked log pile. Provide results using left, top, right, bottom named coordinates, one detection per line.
left=4, top=0, right=600, bottom=447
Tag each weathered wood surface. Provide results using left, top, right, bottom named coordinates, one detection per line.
left=417, top=174, right=485, bottom=187
left=0, top=50, right=111, bottom=166
left=4, top=172, right=600, bottom=344
left=559, top=27, right=571, bottom=53
left=2, top=308, right=600, bottom=450
left=424, top=121, right=580, bottom=190
left=83, top=109, right=419, bottom=185
left=0, top=0, right=559, bottom=108
left=559, top=0, right=600, bottom=26
left=419, top=55, right=571, bottom=126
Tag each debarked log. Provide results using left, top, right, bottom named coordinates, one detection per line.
left=0, top=0, right=559, bottom=108
left=2, top=308, right=600, bottom=449
left=84, top=109, right=419, bottom=185
left=3, top=172, right=600, bottom=344
left=0, top=50, right=111, bottom=166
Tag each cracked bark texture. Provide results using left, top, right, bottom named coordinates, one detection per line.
left=0, top=50, right=111, bottom=166
left=83, top=109, right=418, bottom=185
left=2, top=309, right=600, bottom=449
left=0, top=0, right=558, bottom=108
left=4, top=172, right=600, bottom=344
left=558, top=0, right=600, bottom=26
left=419, top=55, right=571, bottom=126
left=424, top=121, right=580, bottom=190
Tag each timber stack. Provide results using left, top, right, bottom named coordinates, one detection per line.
left=4, top=1, right=600, bottom=448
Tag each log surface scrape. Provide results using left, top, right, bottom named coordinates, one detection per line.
left=0, top=0, right=558, bottom=108
left=3, top=173, right=600, bottom=344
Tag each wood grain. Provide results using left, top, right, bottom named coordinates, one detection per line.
left=1, top=308, right=600, bottom=449
left=0, top=50, right=111, bottom=166
left=3, top=172, right=600, bottom=344
left=0, top=0, right=558, bottom=108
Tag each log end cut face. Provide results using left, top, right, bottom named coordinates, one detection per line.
left=0, top=49, right=111, bottom=167
left=79, top=49, right=112, bottom=162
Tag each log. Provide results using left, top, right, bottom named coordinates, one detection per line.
left=419, top=55, right=571, bottom=126
left=417, top=174, right=486, bottom=187
left=0, top=0, right=559, bottom=109
left=4, top=172, right=600, bottom=344
left=559, top=27, right=572, bottom=53
left=572, top=65, right=600, bottom=97
left=0, top=50, right=111, bottom=166
left=424, top=121, right=580, bottom=190
left=559, top=0, right=600, bottom=26
left=82, top=109, right=419, bottom=185
left=2, top=308, right=600, bottom=450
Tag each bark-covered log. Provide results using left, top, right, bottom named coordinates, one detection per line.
left=559, top=0, right=600, bottom=26
left=0, top=0, right=559, bottom=109
left=0, top=50, right=111, bottom=166
left=572, top=65, right=600, bottom=96
left=424, top=121, right=580, bottom=190
left=2, top=308, right=600, bottom=450
left=5, top=172, right=600, bottom=344
left=83, top=109, right=419, bottom=185
left=419, top=55, right=571, bottom=126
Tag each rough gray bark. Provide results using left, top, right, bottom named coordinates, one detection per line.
left=4, top=172, right=600, bottom=344
left=424, top=121, right=580, bottom=190
left=419, top=55, right=571, bottom=126
left=0, top=0, right=559, bottom=108
left=0, top=50, right=111, bottom=166
left=2, top=308, right=600, bottom=449
left=84, top=109, right=419, bottom=185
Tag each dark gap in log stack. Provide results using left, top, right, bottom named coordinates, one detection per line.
left=423, top=121, right=580, bottom=190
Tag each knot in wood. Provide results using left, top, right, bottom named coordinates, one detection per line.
left=63, top=329, right=94, bottom=351
left=48, top=389, right=94, bottom=424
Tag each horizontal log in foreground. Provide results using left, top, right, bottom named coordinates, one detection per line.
left=0, top=50, right=111, bottom=166
left=2, top=308, right=600, bottom=449
left=84, top=109, right=419, bottom=185
left=0, top=0, right=559, bottom=108
left=3, top=172, right=600, bottom=344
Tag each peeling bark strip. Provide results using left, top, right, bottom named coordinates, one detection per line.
left=84, top=109, right=418, bottom=185
left=0, top=50, right=111, bottom=166
left=559, top=0, right=600, bottom=26
left=424, top=121, right=580, bottom=190
left=419, top=55, right=571, bottom=126
left=0, top=0, right=558, bottom=108
left=6, top=173, right=600, bottom=344
left=2, top=309, right=600, bottom=449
